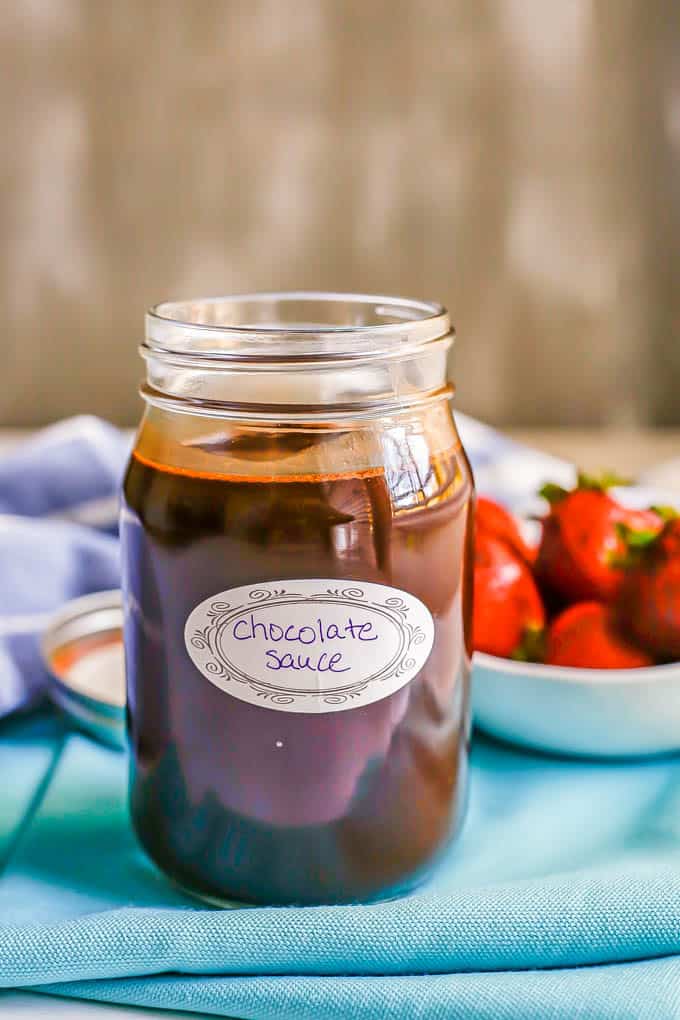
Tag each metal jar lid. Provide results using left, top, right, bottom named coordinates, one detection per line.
left=41, top=589, right=126, bottom=749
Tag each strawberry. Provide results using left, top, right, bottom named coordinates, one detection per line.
left=473, top=530, right=545, bottom=659
left=545, top=601, right=654, bottom=669
left=618, top=516, right=680, bottom=660
left=535, top=473, right=662, bottom=604
left=476, top=496, right=537, bottom=564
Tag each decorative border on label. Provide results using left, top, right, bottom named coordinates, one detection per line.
left=188, top=584, right=430, bottom=709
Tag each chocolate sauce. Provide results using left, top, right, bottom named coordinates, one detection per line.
left=122, top=429, right=473, bottom=904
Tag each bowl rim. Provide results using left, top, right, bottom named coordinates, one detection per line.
left=473, top=650, right=680, bottom=685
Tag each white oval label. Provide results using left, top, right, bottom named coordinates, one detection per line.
left=184, top=579, right=435, bottom=714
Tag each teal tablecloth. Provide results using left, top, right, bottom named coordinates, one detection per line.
left=3, top=712, right=680, bottom=1018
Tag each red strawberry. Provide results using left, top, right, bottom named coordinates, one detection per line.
left=545, top=601, right=654, bottom=669
left=476, top=496, right=537, bottom=564
left=536, top=473, right=662, bottom=604
left=618, top=517, right=680, bottom=660
left=473, top=531, right=545, bottom=659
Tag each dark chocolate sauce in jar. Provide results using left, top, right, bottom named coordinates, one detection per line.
left=122, top=423, right=473, bottom=905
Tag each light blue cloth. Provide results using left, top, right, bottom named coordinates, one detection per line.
left=1, top=414, right=680, bottom=1019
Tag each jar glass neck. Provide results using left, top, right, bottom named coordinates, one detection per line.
left=142, top=292, right=454, bottom=420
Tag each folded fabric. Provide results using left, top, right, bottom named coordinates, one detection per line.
left=0, top=417, right=123, bottom=717
left=1, top=413, right=680, bottom=1019
left=4, top=717, right=680, bottom=1018
left=0, top=416, right=127, bottom=525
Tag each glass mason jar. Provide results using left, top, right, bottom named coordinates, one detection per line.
left=121, top=292, right=474, bottom=906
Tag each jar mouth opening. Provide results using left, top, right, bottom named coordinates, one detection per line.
left=146, top=291, right=452, bottom=364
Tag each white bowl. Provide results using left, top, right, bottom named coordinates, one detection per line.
left=473, top=653, right=680, bottom=758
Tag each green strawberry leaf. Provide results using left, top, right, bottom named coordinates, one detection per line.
left=577, top=470, right=632, bottom=492
left=615, top=523, right=660, bottom=548
left=539, top=471, right=633, bottom=505
left=610, top=522, right=660, bottom=568
left=511, top=624, right=546, bottom=663
left=649, top=505, right=679, bottom=522
left=539, top=482, right=569, bottom=505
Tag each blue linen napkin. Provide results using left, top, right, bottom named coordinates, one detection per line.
left=0, top=417, right=124, bottom=719
left=2, top=414, right=680, bottom=1019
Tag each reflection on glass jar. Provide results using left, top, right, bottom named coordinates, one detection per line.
left=121, top=292, right=474, bottom=905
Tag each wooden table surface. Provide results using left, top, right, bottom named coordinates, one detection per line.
left=506, top=428, right=680, bottom=479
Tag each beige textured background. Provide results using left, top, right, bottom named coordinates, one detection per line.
left=2, top=0, right=679, bottom=427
